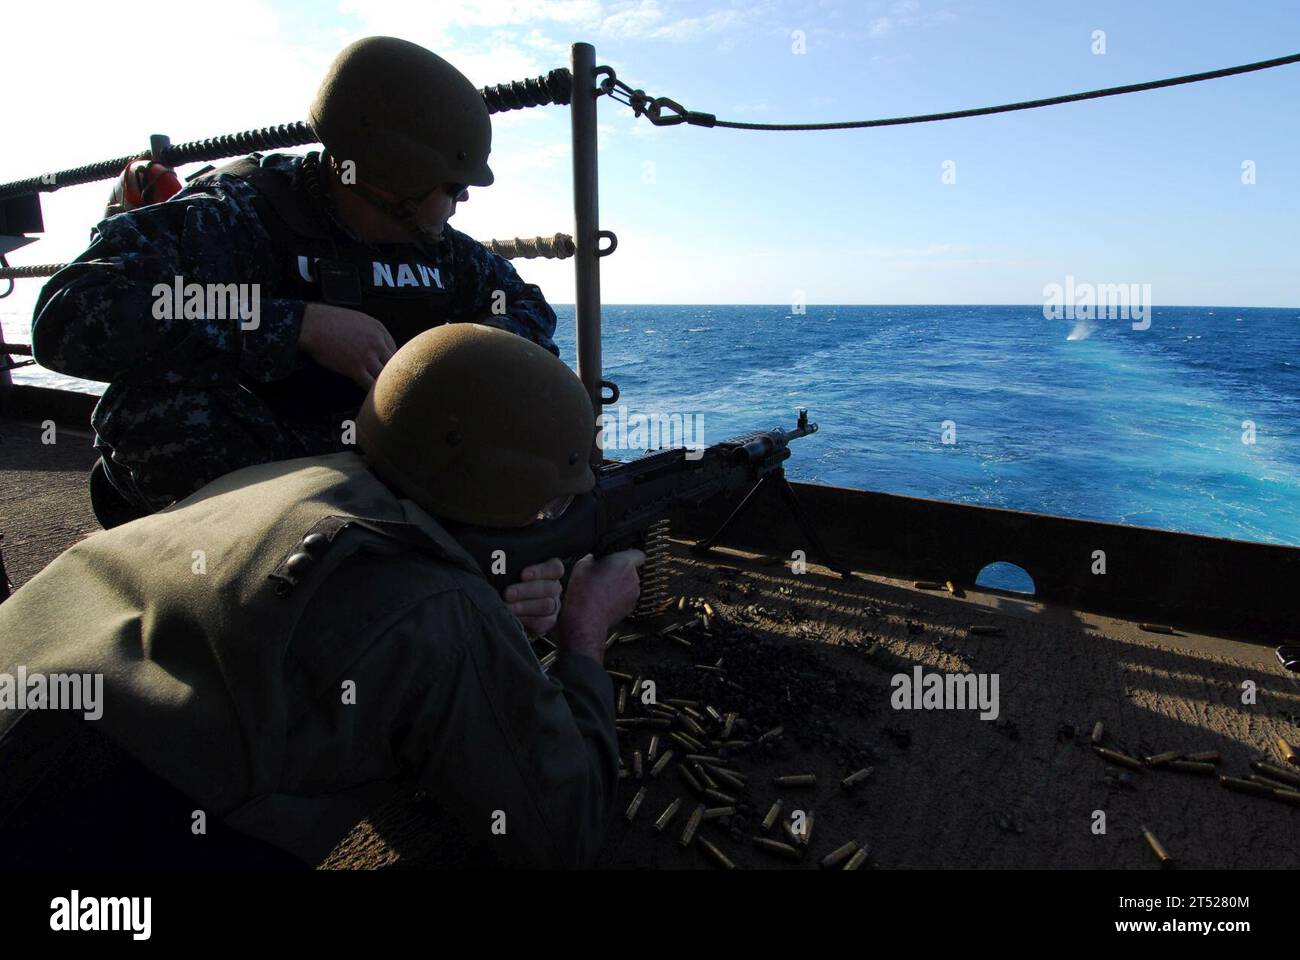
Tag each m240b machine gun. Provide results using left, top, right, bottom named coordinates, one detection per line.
left=448, top=409, right=851, bottom=609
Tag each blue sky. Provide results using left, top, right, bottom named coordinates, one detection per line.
left=3, top=0, right=1298, bottom=306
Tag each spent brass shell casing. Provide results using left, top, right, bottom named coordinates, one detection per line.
left=1165, top=760, right=1216, bottom=776
left=752, top=837, right=802, bottom=861
left=664, top=698, right=699, bottom=709
left=679, top=714, right=707, bottom=738
left=679, top=805, right=705, bottom=847
left=773, top=774, right=817, bottom=788
left=1141, top=825, right=1173, bottom=867
left=605, top=633, right=619, bottom=649
left=677, top=596, right=687, bottom=612
left=798, top=811, right=815, bottom=846
left=1143, top=751, right=1183, bottom=767
left=683, top=705, right=707, bottom=722
left=607, top=670, right=633, bottom=682
left=1090, top=721, right=1105, bottom=744
left=647, top=735, right=660, bottom=762
left=721, top=713, right=736, bottom=739
left=539, top=651, right=557, bottom=670
left=654, top=797, right=682, bottom=832
left=666, top=633, right=693, bottom=650
left=1221, top=775, right=1276, bottom=797
left=641, top=718, right=673, bottom=729
left=1094, top=747, right=1144, bottom=772
left=616, top=687, right=627, bottom=716
left=758, top=726, right=785, bottom=744
left=1277, top=736, right=1298, bottom=765
left=633, top=751, right=643, bottom=779
left=1271, top=787, right=1300, bottom=807
left=704, top=788, right=737, bottom=805
left=619, top=632, right=645, bottom=644
left=820, top=840, right=859, bottom=869
left=706, top=705, right=723, bottom=724
left=693, top=763, right=719, bottom=791
left=967, top=625, right=1004, bottom=636
left=702, top=806, right=736, bottom=820
left=1185, top=751, right=1220, bottom=763
left=842, top=847, right=869, bottom=871
left=762, top=799, right=783, bottom=831
left=670, top=731, right=705, bottom=753
left=841, top=767, right=873, bottom=790
left=710, top=767, right=746, bottom=793
left=650, top=750, right=674, bottom=778
left=698, top=837, right=735, bottom=870
left=703, top=601, right=716, bottom=617
left=625, top=787, right=646, bottom=821
left=684, top=753, right=724, bottom=764
left=1251, top=760, right=1300, bottom=790
left=1139, top=623, right=1176, bottom=635
left=629, top=676, right=642, bottom=705
left=679, top=764, right=703, bottom=794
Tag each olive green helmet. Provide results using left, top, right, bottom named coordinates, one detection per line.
left=357, top=324, right=595, bottom=528
left=309, top=36, right=494, bottom=198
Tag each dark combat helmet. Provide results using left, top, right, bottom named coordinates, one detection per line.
left=357, top=324, right=595, bottom=528
left=309, top=36, right=494, bottom=199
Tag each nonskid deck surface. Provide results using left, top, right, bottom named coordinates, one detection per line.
left=1, top=419, right=1296, bottom=869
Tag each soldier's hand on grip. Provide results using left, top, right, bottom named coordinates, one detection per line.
left=299, top=303, right=398, bottom=390
left=504, top=557, right=565, bottom=637
left=554, top=549, right=647, bottom=664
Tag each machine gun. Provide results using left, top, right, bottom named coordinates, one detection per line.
left=447, top=409, right=851, bottom=611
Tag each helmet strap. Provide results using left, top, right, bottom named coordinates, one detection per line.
left=327, top=156, right=441, bottom=249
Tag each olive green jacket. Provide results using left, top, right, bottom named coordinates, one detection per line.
left=0, top=452, right=617, bottom=867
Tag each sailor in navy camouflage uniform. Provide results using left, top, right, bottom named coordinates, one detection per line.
left=31, top=39, right=557, bottom=527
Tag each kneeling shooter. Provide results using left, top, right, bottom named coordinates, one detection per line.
left=0, top=324, right=642, bottom=870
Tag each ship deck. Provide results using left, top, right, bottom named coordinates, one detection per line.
left=2, top=416, right=1297, bottom=870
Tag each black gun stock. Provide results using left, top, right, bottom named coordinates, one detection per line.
left=446, top=410, right=823, bottom=593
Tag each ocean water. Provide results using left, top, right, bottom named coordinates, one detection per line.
left=6, top=302, right=1299, bottom=550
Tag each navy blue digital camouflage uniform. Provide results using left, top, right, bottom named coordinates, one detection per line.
left=31, top=151, right=559, bottom=518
